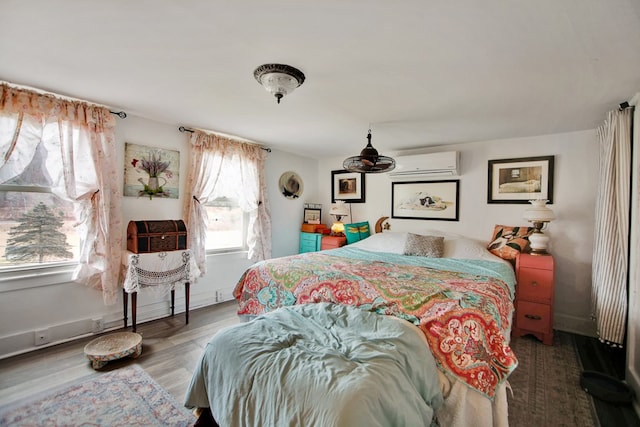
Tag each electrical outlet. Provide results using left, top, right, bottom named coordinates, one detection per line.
left=91, top=318, right=104, bottom=333
left=34, top=329, right=50, bottom=346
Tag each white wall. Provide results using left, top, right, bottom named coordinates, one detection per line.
left=0, top=120, right=599, bottom=358
left=266, top=150, right=320, bottom=258
left=319, top=129, right=599, bottom=336
left=0, top=115, right=318, bottom=358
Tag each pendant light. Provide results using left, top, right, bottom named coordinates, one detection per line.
left=254, top=63, right=306, bottom=104
left=343, top=129, right=396, bottom=173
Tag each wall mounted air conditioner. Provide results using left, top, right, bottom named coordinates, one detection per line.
left=388, top=151, right=459, bottom=180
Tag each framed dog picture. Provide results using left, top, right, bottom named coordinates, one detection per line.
left=392, top=180, right=460, bottom=221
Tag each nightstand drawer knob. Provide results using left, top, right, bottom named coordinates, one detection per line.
left=524, top=314, right=542, bottom=320
left=531, top=281, right=538, bottom=287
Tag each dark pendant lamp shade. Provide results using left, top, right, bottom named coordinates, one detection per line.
left=343, top=130, right=396, bottom=173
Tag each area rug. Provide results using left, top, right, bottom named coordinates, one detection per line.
left=0, top=364, right=195, bottom=427
left=507, top=331, right=600, bottom=426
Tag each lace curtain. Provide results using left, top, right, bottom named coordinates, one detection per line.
left=183, top=130, right=271, bottom=274
left=0, top=83, right=123, bottom=304
left=591, top=107, right=633, bottom=346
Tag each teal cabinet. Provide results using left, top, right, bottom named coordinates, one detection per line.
left=299, top=232, right=322, bottom=253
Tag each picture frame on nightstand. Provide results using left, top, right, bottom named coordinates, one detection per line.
left=303, top=203, right=322, bottom=224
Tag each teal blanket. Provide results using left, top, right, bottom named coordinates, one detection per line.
left=185, top=303, right=443, bottom=426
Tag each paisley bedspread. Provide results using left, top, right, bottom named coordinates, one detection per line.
left=233, top=248, right=517, bottom=399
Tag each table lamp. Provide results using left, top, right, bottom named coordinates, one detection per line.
left=329, top=201, right=350, bottom=235
left=523, top=199, right=556, bottom=255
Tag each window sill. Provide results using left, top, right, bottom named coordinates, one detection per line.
left=0, top=249, right=251, bottom=293
left=0, top=263, right=77, bottom=292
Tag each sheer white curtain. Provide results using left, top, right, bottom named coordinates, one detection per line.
left=592, top=107, right=633, bottom=346
left=0, top=83, right=123, bottom=304
left=183, top=130, right=271, bottom=274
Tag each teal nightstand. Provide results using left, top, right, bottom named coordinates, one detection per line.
left=299, top=232, right=323, bottom=253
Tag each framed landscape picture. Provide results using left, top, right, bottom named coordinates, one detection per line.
left=392, top=180, right=460, bottom=221
left=487, top=156, right=554, bottom=204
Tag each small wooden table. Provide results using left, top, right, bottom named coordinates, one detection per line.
left=84, top=332, right=142, bottom=369
left=122, top=250, right=199, bottom=332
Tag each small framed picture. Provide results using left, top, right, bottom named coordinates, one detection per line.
left=331, top=170, right=365, bottom=203
left=303, top=208, right=322, bottom=224
left=488, top=156, right=554, bottom=204
left=392, top=180, right=460, bottom=221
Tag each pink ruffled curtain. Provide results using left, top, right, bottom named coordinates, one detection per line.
left=0, top=83, right=123, bottom=304
left=183, top=130, right=271, bottom=274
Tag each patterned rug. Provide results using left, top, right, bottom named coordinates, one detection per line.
left=508, top=331, right=599, bottom=426
left=0, top=365, right=195, bottom=427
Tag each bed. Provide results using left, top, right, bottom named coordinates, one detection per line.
left=185, top=227, right=518, bottom=426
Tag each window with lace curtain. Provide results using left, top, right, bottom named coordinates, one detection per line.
left=0, top=117, right=80, bottom=267
left=1, top=83, right=122, bottom=304
left=202, top=154, right=249, bottom=252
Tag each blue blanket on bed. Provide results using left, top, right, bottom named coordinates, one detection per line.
left=184, top=303, right=443, bottom=427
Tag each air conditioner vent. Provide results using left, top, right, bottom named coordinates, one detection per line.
left=388, top=151, right=459, bottom=180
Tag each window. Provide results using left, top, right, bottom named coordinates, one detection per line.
left=0, top=123, right=79, bottom=268
left=204, top=196, right=248, bottom=251
left=1, top=83, right=121, bottom=302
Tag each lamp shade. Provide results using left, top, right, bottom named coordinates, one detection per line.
left=523, top=200, right=555, bottom=223
left=524, top=199, right=555, bottom=255
left=330, top=201, right=349, bottom=217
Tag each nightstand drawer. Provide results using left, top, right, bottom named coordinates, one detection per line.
left=516, top=301, right=552, bottom=333
left=300, top=232, right=322, bottom=253
left=518, top=267, right=553, bottom=303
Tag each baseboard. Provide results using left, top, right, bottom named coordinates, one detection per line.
left=0, top=289, right=223, bottom=360
left=554, top=312, right=597, bottom=337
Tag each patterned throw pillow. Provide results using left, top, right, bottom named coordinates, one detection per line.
left=404, top=233, right=445, bottom=258
left=344, top=221, right=371, bottom=244
left=487, top=225, right=534, bottom=260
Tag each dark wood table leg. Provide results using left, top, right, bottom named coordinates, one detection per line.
left=171, top=289, right=175, bottom=316
left=132, top=291, right=137, bottom=333
left=123, top=288, right=128, bottom=328
left=185, top=281, right=190, bottom=325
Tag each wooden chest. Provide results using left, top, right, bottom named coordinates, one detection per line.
left=126, top=220, right=187, bottom=253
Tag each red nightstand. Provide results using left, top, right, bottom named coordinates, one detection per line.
left=321, top=235, right=347, bottom=250
left=513, top=253, right=555, bottom=345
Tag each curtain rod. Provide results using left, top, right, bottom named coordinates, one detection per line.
left=178, top=126, right=271, bottom=152
left=109, top=110, right=127, bottom=119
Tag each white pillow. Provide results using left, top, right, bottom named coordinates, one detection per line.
left=348, top=232, right=407, bottom=254
left=350, top=231, right=510, bottom=265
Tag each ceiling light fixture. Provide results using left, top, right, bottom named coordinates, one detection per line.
left=343, top=129, right=396, bottom=173
left=254, top=63, right=305, bottom=104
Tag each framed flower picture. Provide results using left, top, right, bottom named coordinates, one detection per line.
left=124, top=143, right=180, bottom=199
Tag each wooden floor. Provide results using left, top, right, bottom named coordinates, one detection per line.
left=0, top=300, right=241, bottom=408
left=2, top=301, right=639, bottom=427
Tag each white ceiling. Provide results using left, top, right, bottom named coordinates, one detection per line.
left=2, top=0, right=640, bottom=158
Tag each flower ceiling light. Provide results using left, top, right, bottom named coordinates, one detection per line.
left=254, top=63, right=306, bottom=104
left=343, top=129, right=396, bottom=173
